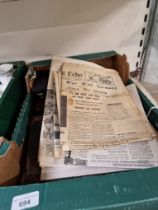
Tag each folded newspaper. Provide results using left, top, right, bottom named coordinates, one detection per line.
left=38, top=56, right=158, bottom=180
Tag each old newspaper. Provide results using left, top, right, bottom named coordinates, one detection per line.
left=39, top=56, right=157, bottom=170
left=38, top=67, right=61, bottom=166
left=64, top=84, right=158, bottom=169
left=40, top=83, right=158, bottom=180
left=59, top=61, right=155, bottom=150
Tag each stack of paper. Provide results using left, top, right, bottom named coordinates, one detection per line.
left=39, top=57, right=158, bottom=181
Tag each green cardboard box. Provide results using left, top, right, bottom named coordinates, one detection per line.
left=0, top=94, right=32, bottom=186
left=0, top=52, right=158, bottom=210
left=0, top=61, right=27, bottom=138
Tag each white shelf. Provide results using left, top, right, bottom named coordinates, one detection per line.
left=0, top=0, right=150, bottom=71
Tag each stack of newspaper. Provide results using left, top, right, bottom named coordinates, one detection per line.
left=38, top=56, right=158, bottom=180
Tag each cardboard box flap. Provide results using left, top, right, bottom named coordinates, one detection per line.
left=0, top=137, right=21, bottom=160
left=0, top=138, right=21, bottom=186
left=71, top=52, right=130, bottom=83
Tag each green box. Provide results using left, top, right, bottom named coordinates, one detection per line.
left=0, top=61, right=27, bottom=138
left=1, top=52, right=158, bottom=210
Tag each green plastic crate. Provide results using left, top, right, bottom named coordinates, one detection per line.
left=0, top=52, right=158, bottom=210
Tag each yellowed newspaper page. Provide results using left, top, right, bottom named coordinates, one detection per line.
left=65, top=84, right=158, bottom=169
left=60, top=63, right=155, bottom=150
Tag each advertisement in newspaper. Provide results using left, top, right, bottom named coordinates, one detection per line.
left=65, top=139, right=158, bottom=169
